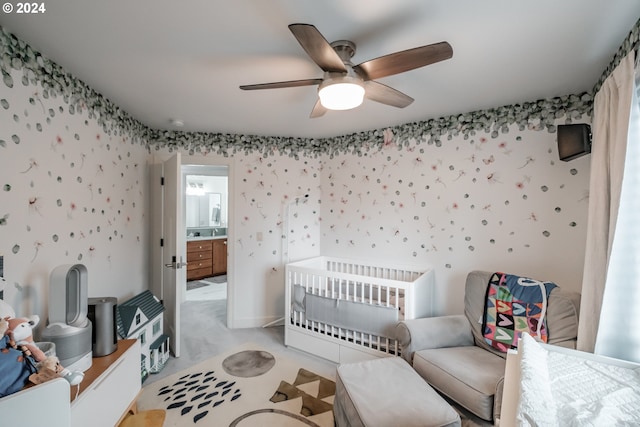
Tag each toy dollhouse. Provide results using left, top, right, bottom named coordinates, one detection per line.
left=116, top=290, right=169, bottom=382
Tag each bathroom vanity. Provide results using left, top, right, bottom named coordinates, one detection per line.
left=186, top=228, right=227, bottom=280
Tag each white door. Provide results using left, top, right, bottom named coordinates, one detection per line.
left=162, top=153, right=185, bottom=357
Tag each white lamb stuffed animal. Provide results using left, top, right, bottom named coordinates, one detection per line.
left=0, top=299, right=15, bottom=319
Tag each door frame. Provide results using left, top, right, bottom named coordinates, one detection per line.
left=150, top=154, right=235, bottom=350
left=180, top=155, right=235, bottom=328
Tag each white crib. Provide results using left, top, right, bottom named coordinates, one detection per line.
left=285, top=256, right=434, bottom=364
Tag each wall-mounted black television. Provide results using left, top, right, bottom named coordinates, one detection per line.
left=557, top=123, right=591, bottom=162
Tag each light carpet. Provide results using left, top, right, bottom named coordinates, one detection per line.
left=186, top=280, right=210, bottom=291
left=137, top=343, right=335, bottom=426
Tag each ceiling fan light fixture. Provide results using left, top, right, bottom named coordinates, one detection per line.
left=318, top=76, right=365, bottom=111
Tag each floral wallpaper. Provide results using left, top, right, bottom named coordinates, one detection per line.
left=320, top=124, right=590, bottom=313
left=229, top=153, right=321, bottom=326
left=0, top=67, right=150, bottom=317
left=0, top=16, right=638, bottom=323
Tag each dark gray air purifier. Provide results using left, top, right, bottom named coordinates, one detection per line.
left=88, top=297, right=118, bottom=357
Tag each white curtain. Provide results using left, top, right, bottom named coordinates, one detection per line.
left=577, top=52, right=635, bottom=353
left=594, top=57, right=640, bottom=362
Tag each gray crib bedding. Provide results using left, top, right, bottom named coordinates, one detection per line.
left=292, top=284, right=399, bottom=338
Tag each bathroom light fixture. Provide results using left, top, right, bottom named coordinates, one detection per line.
left=318, top=76, right=365, bottom=110
left=186, top=182, right=205, bottom=196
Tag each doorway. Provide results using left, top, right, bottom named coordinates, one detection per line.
left=182, top=164, right=229, bottom=324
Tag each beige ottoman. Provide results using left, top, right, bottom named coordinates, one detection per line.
left=334, top=357, right=460, bottom=427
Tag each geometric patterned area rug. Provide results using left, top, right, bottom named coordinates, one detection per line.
left=137, top=343, right=335, bottom=426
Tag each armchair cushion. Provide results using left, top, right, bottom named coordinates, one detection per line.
left=395, top=315, right=474, bottom=363
left=412, top=346, right=506, bottom=422
left=463, top=271, right=581, bottom=357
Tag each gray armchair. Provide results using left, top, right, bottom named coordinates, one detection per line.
left=396, top=270, right=581, bottom=424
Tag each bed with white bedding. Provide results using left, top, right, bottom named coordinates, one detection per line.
left=500, top=333, right=640, bottom=426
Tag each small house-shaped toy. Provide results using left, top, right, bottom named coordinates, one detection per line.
left=116, top=290, right=169, bottom=382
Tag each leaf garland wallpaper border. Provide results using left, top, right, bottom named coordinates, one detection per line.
left=592, top=17, right=640, bottom=95
left=0, top=27, right=148, bottom=144
left=2, top=19, right=638, bottom=158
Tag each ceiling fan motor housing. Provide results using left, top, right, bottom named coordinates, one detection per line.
left=330, top=40, right=357, bottom=63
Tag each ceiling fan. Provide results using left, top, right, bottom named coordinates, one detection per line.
left=240, top=23, right=453, bottom=118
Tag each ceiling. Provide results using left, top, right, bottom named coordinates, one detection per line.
left=1, top=1, right=638, bottom=139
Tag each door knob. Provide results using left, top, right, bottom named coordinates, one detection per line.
left=165, top=256, right=188, bottom=269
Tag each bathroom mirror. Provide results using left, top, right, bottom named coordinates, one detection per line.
left=186, top=193, right=222, bottom=227
left=185, top=172, right=228, bottom=229
left=209, top=193, right=222, bottom=226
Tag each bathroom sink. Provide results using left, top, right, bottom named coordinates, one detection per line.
left=213, top=227, right=227, bottom=236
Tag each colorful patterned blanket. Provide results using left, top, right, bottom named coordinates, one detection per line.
left=482, top=272, right=557, bottom=352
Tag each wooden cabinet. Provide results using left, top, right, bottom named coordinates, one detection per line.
left=187, top=238, right=226, bottom=280
left=187, top=240, right=213, bottom=281
left=212, top=238, right=227, bottom=275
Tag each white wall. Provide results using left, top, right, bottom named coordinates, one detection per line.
left=0, top=68, right=590, bottom=327
left=0, top=70, right=150, bottom=321
left=0, top=28, right=593, bottom=330
left=170, top=118, right=591, bottom=326
left=320, top=124, right=590, bottom=315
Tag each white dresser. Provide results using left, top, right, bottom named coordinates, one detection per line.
left=71, top=339, right=141, bottom=427
left=0, top=339, right=141, bottom=427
